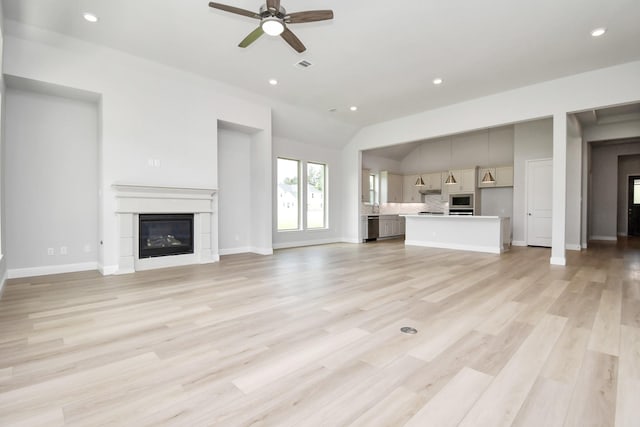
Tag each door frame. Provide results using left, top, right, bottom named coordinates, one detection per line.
left=626, top=174, right=640, bottom=236
left=524, top=158, right=553, bottom=246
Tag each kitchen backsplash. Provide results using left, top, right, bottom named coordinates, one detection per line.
left=361, top=195, right=447, bottom=214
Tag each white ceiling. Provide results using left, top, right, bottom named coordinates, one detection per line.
left=3, top=0, right=640, bottom=128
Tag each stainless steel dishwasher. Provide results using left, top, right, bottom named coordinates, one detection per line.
left=366, top=215, right=379, bottom=241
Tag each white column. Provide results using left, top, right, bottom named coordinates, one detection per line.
left=551, top=113, right=567, bottom=265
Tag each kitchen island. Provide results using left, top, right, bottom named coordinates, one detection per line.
left=401, top=214, right=511, bottom=254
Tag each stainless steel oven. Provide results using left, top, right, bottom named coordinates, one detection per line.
left=449, top=193, right=474, bottom=209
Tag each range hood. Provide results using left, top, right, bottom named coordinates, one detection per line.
left=418, top=188, right=442, bottom=195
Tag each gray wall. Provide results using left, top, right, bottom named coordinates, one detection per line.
left=512, top=118, right=553, bottom=244
left=5, top=88, right=98, bottom=271
left=618, top=154, right=640, bottom=235
left=218, top=128, right=252, bottom=254
left=590, top=141, right=640, bottom=239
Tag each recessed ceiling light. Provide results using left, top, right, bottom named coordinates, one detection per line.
left=83, top=12, right=99, bottom=23
left=268, top=79, right=278, bottom=86
left=328, top=108, right=337, bottom=112
left=591, top=27, right=607, bottom=37
left=350, top=106, right=358, bottom=111
left=433, top=78, right=443, bottom=85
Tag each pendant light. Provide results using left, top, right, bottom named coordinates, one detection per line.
left=415, top=175, right=425, bottom=187
left=482, top=128, right=496, bottom=183
left=445, top=139, right=457, bottom=184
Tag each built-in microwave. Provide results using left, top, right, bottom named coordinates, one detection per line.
left=449, top=193, right=474, bottom=209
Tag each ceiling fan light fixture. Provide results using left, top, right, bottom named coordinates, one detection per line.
left=262, top=17, right=285, bottom=36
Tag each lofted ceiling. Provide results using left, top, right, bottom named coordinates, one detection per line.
left=2, top=0, right=640, bottom=128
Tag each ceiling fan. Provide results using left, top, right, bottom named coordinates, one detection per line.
left=208, top=1, right=334, bottom=53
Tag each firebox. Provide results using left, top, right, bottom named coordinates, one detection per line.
left=138, top=214, right=194, bottom=259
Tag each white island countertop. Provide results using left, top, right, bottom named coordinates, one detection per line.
left=402, top=214, right=511, bottom=254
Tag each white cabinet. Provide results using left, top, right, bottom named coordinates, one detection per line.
left=424, top=172, right=442, bottom=190
left=477, top=166, right=514, bottom=188
left=380, top=171, right=403, bottom=203
left=362, top=169, right=370, bottom=202
left=403, top=175, right=422, bottom=203
left=378, top=215, right=405, bottom=238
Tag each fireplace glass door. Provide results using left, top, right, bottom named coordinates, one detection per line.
left=139, top=214, right=194, bottom=258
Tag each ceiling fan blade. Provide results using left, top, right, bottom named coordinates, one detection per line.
left=281, top=28, right=306, bottom=53
left=266, top=0, right=281, bottom=12
left=238, top=26, right=264, bottom=48
left=208, top=2, right=260, bottom=19
left=286, top=10, right=334, bottom=24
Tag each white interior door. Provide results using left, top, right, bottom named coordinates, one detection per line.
left=526, top=159, right=553, bottom=247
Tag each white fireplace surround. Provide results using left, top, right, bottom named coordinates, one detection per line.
left=113, top=184, right=218, bottom=274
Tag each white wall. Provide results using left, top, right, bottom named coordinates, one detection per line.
left=5, top=88, right=98, bottom=275
left=0, top=1, right=6, bottom=292
left=3, top=22, right=273, bottom=274
left=272, top=136, right=343, bottom=249
left=400, top=126, right=514, bottom=173
left=362, top=154, right=402, bottom=174
left=512, top=119, right=553, bottom=244
left=591, top=142, right=640, bottom=239
left=218, top=128, right=251, bottom=254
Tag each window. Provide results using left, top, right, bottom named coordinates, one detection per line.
left=634, top=179, right=640, bottom=204
left=307, top=162, right=326, bottom=229
left=277, top=157, right=328, bottom=231
left=369, top=174, right=377, bottom=204
left=277, top=158, right=300, bottom=231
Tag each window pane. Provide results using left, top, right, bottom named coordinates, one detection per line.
left=635, top=179, right=640, bottom=204
left=277, top=158, right=299, bottom=230
left=307, top=162, right=326, bottom=229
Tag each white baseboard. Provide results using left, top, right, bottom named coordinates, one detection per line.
left=404, top=240, right=503, bottom=254
left=582, top=242, right=588, bottom=249
left=250, top=247, right=273, bottom=256
left=566, top=244, right=582, bottom=251
left=590, top=235, right=617, bottom=241
left=511, top=240, right=526, bottom=247
left=8, top=262, right=99, bottom=279
left=341, top=237, right=361, bottom=244
left=98, top=264, right=118, bottom=276
left=219, top=247, right=251, bottom=256
left=550, top=256, right=566, bottom=266
left=273, top=238, right=341, bottom=250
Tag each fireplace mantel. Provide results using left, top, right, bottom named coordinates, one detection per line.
left=112, top=183, right=218, bottom=274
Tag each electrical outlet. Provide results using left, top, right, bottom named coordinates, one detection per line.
left=60, top=246, right=67, bottom=255
left=47, top=248, right=54, bottom=256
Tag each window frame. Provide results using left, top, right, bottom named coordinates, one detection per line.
left=276, top=157, right=328, bottom=232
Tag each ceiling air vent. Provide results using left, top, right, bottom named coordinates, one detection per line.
left=294, top=59, right=313, bottom=69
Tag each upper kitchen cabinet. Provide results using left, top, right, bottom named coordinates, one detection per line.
left=403, top=174, right=422, bottom=203
left=424, top=172, right=442, bottom=190
left=362, top=169, right=370, bottom=202
left=380, top=171, right=403, bottom=203
left=446, top=168, right=476, bottom=194
left=477, top=166, right=514, bottom=188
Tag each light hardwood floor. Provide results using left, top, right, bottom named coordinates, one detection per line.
left=1, top=239, right=639, bottom=426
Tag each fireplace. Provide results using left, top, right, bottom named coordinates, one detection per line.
left=138, top=214, right=194, bottom=259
